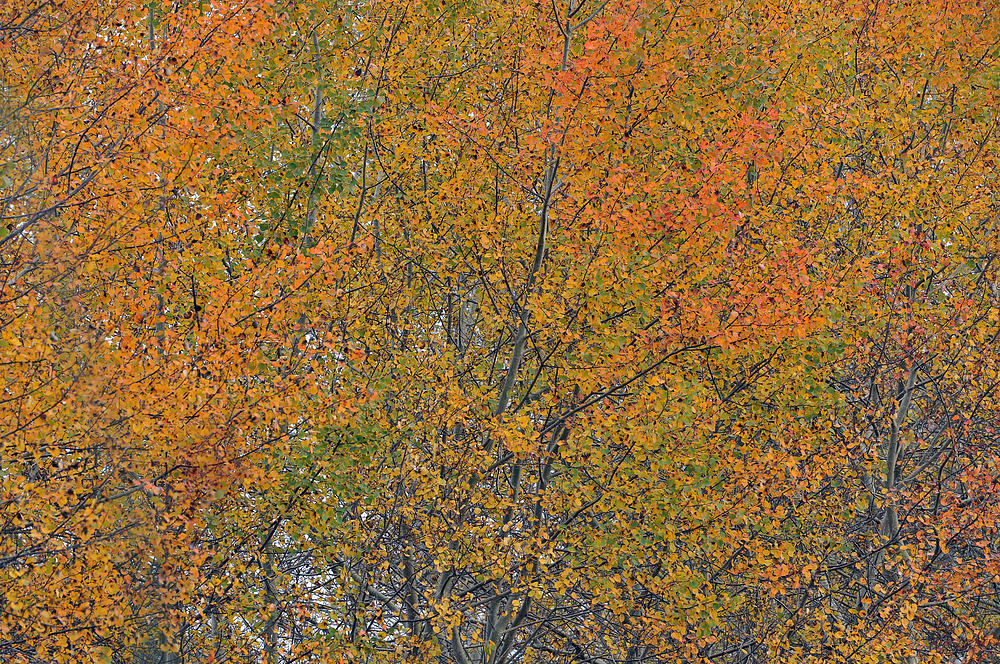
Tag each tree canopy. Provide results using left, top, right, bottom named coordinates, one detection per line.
left=3, top=0, right=1000, bottom=663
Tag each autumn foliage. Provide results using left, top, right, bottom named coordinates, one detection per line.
left=3, top=0, right=1000, bottom=663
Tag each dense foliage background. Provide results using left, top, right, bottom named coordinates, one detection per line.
left=3, top=0, right=1000, bottom=662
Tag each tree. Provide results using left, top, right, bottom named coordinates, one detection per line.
left=0, top=0, right=320, bottom=661
left=4, top=0, right=1000, bottom=663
